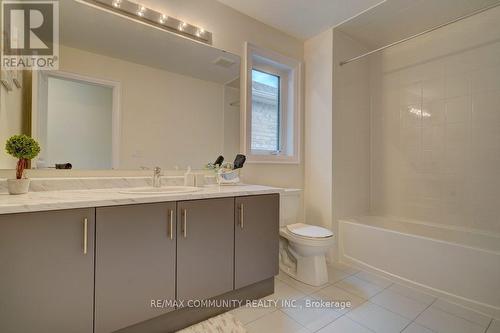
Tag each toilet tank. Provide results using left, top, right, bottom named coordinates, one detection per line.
left=280, top=189, right=304, bottom=227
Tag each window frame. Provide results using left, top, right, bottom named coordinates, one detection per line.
left=243, top=43, right=301, bottom=164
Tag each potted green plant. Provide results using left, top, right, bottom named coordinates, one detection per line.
left=5, top=134, right=40, bottom=195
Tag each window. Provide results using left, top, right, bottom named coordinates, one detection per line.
left=251, top=69, right=281, bottom=152
left=245, top=43, right=301, bottom=164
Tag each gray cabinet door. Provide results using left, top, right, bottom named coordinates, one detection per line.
left=176, top=198, right=234, bottom=302
left=235, top=194, right=280, bottom=289
left=95, top=203, right=176, bottom=333
left=0, top=208, right=95, bottom=333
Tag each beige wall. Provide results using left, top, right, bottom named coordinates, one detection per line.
left=141, top=0, right=305, bottom=188
left=304, top=29, right=333, bottom=231
left=370, top=6, right=500, bottom=234
left=304, top=29, right=371, bottom=261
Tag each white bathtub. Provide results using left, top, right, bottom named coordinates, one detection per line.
left=339, top=216, right=500, bottom=318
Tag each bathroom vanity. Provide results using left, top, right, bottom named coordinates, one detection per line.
left=0, top=185, right=280, bottom=333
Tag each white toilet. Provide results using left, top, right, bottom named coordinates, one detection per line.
left=279, top=189, right=334, bottom=286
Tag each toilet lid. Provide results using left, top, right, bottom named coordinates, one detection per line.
left=286, top=223, right=333, bottom=238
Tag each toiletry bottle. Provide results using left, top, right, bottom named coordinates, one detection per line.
left=184, top=166, right=195, bottom=186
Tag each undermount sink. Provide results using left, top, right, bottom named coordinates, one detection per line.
left=119, top=186, right=201, bottom=195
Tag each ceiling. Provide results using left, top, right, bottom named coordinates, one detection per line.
left=216, top=0, right=386, bottom=40
left=337, top=0, right=500, bottom=48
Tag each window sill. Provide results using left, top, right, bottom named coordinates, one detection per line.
left=245, top=154, right=300, bottom=165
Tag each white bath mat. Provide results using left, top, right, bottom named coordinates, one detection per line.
left=176, top=312, right=247, bottom=333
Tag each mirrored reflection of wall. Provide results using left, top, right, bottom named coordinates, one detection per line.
left=223, top=78, right=241, bottom=162
left=40, top=76, right=114, bottom=169
left=0, top=71, right=31, bottom=169
left=55, top=45, right=234, bottom=170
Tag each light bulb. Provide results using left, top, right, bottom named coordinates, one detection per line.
left=112, top=0, right=121, bottom=8
left=159, top=14, right=167, bottom=24
left=179, top=21, right=187, bottom=31
left=137, top=5, right=146, bottom=17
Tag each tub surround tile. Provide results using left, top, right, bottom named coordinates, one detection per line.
left=416, top=306, right=486, bottom=333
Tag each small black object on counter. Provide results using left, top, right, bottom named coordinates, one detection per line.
left=233, top=154, right=246, bottom=170
left=55, top=163, right=72, bottom=170
left=214, top=155, right=224, bottom=166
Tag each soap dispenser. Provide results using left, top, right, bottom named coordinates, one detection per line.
left=184, top=166, right=195, bottom=186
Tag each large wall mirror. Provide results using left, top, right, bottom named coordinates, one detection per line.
left=0, top=0, right=240, bottom=171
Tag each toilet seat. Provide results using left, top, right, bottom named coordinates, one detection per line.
left=286, top=223, right=333, bottom=239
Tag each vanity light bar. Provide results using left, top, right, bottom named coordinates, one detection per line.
left=81, top=0, right=212, bottom=44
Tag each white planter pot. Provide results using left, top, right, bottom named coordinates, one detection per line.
left=7, top=178, right=30, bottom=195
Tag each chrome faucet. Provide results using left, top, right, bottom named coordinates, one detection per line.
left=153, top=167, right=162, bottom=188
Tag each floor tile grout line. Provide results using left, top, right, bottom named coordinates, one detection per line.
left=341, top=301, right=383, bottom=333
left=277, top=307, right=312, bottom=331
left=276, top=265, right=372, bottom=333
left=384, top=283, right=437, bottom=305
left=331, top=274, right=390, bottom=302
left=329, top=282, right=370, bottom=302
left=353, top=271, right=395, bottom=289
left=311, top=303, right=378, bottom=333
left=363, top=275, right=492, bottom=328
left=247, top=267, right=493, bottom=333
left=408, top=298, right=439, bottom=333
left=276, top=274, right=334, bottom=296
left=367, top=282, right=439, bottom=322
left=484, top=318, right=493, bottom=333
left=354, top=274, right=492, bottom=329
left=239, top=306, right=279, bottom=326
left=429, top=302, right=492, bottom=328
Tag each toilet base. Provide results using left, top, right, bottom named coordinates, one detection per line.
left=279, top=246, right=329, bottom=287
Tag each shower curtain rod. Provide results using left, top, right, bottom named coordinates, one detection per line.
left=339, top=1, right=500, bottom=66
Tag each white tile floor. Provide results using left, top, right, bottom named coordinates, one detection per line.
left=230, top=264, right=499, bottom=333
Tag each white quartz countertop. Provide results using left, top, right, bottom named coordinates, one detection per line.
left=0, top=185, right=282, bottom=215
